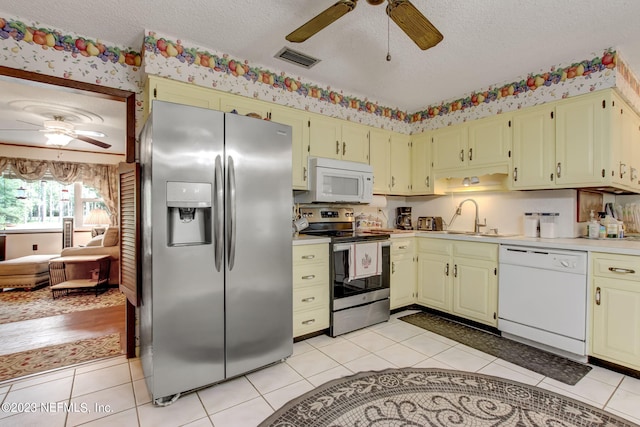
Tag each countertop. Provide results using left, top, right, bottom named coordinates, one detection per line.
left=292, top=229, right=640, bottom=255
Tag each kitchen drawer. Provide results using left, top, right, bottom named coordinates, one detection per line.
left=293, top=244, right=329, bottom=265
left=453, top=241, right=497, bottom=261
left=418, top=238, right=451, bottom=254
left=293, top=306, right=329, bottom=337
left=392, top=239, right=414, bottom=255
left=293, top=284, right=329, bottom=312
left=293, top=263, right=328, bottom=287
left=592, top=252, right=640, bottom=281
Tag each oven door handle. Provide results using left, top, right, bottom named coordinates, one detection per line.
left=333, top=240, right=391, bottom=252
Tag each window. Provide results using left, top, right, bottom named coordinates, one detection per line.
left=0, top=171, right=106, bottom=231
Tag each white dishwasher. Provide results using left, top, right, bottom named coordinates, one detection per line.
left=498, top=245, right=588, bottom=359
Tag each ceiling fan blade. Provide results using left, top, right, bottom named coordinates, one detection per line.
left=286, top=0, right=358, bottom=43
left=76, top=135, right=112, bottom=149
left=387, top=0, right=443, bottom=50
left=75, top=129, right=106, bottom=138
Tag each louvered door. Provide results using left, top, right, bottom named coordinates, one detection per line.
left=118, top=162, right=140, bottom=306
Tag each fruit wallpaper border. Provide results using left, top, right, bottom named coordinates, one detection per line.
left=0, top=14, right=142, bottom=93
left=142, top=31, right=629, bottom=131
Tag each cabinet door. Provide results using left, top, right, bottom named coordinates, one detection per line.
left=452, top=257, right=497, bottom=326
left=411, top=132, right=432, bottom=194
left=149, top=76, right=221, bottom=111
left=369, top=128, right=391, bottom=194
left=271, top=106, right=310, bottom=190
left=511, top=104, right=556, bottom=189
left=467, top=114, right=512, bottom=167
left=391, top=253, right=416, bottom=309
left=432, top=124, right=468, bottom=171
left=591, top=277, right=640, bottom=370
left=309, top=114, right=341, bottom=160
left=618, top=99, right=640, bottom=190
left=416, top=251, right=451, bottom=312
left=219, top=93, right=271, bottom=118
left=341, top=123, right=370, bottom=163
left=555, top=93, right=607, bottom=186
left=390, top=133, right=412, bottom=195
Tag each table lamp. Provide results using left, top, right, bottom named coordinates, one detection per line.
left=85, top=208, right=111, bottom=237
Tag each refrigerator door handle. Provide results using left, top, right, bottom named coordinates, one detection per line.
left=227, top=155, right=237, bottom=270
left=214, top=155, right=224, bottom=272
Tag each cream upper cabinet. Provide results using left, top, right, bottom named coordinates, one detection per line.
left=341, top=122, right=370, bottom=163
left=417, top=238, right=498, bottom=327
left=390, top=133, right=412, bottom=195
left=467, top=114, right=512, bottom=167
left=628, top=107, right=640, bottom=191
left=431, top=124, right=468, bottom=172
left=270, top=106, right=310, bottom=190
left=146, top=76, right=222, bottom=116
left=369, top=128, right=391, bottom=194
left=555, top=91, right=609, bottom=186
left=411, top=131, right=432, bottom=194
left=613, top=93, right=640, bottom=191
left=390, top=239, right=416, bottom=309
left=590, top=252, right=640, bottom=371
left=219, top=93, right=272, bottom=118
left=308, top=115, right=369, bottom=163
left=511, top=103, right=556, bottom=189
left=308, top=114, right=342, bottom=160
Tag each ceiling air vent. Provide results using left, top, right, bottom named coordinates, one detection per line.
left=275, top=47, right=321, bottom=69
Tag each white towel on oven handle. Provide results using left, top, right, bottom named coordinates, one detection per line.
left=348, top=241, right=382, bottom=281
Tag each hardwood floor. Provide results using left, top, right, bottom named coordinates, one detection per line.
left=0, top=305, right=126, bottom=355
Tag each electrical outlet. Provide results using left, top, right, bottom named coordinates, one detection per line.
left=32, top=244, right=38, bottom=251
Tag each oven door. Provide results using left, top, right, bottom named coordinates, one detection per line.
left=331, top=241, right=390, bottom=310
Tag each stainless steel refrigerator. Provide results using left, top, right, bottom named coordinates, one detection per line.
left=139, top=100, right=293, bottom=404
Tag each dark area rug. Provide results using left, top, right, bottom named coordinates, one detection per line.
left=0, top=287, right=125, bottom=325
left=260, top=368, right=635, bottom=427
left=400, top=311, right=591, bottom=385
left=0, top=333, right=122, bottom=382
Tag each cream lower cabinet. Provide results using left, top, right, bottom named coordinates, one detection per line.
left=590, top=252, right=640, bottom=371
left=417, top=238, right=498, bottom=327
left=390, top=238, right=416, bottom=309
left=292, top=243, right=330, bottom=338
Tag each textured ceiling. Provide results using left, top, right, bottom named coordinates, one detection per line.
left=3, top=0, right=640, bottom=113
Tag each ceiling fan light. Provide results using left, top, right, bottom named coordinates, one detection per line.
left=45, top=131, right=73, bottom=146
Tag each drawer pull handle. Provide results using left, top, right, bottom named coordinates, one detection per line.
left=301, top=255, right=315, bottom=260
left=398, top=245, right=408, bottom=249
left=608, top=267, right=635, bottom=274
left=302, top=319, right=316, bottom=325
left=301, top=275, right=316, bottom=280
left=595, top=287, right=601, bottom=305
left=301, top=297, right=315, bottom=302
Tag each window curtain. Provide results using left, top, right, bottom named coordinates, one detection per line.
left=0, top=157, right=119, bottom=225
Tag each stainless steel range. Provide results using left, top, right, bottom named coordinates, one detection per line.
left=299, top=207, right=391, bottom=337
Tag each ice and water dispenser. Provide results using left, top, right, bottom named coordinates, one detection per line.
left=166, top=181, right=212, bottom=246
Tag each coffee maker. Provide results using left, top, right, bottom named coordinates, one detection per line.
left=396, top=207, right=413, bottom=230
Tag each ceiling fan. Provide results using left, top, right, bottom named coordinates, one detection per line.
left=285, top=0, right=443, bottom=50
left=7, top=116, right=111, bottom=149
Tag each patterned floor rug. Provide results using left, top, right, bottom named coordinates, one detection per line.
left=260, top=368, right=635, bottom=427
left=0, top=287, right=125, bottom=325
left=0, top=333, right=122, bottom=382
left=400, top=311, right=591, bottom=385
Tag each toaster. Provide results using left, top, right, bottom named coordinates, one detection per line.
left=417, top=216, right=443, bottom=231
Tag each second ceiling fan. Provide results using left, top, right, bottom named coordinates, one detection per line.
left=286, top=0, right=443, bottom=51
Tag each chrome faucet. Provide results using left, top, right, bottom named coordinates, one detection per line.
left=454, top=198, right=487, bottom=234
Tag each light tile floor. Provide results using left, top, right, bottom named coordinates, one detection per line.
left=1, top=310, right=639, bottom=426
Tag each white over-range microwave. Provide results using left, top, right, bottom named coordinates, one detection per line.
left=297, top=157, right=374, bottom=204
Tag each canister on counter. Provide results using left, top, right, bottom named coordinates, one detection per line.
left=539, top=212, right=559, bottom=238
left=524, top=212, right=539, bottom=237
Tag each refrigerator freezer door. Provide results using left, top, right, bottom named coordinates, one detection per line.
left=142, top=101, right=226, bottom=400
left=224, top=113, right=293, bottom=378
